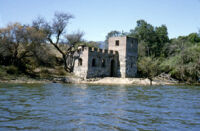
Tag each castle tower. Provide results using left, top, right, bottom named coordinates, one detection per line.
left=108, top=36, right=138, bottom=78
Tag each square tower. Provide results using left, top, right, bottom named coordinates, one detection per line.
left=108, top=36, right=138, bottom=78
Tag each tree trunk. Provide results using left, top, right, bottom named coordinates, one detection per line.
left=63, top=55, right=70, bottom=72
left=149, top=78, right=153, bottom=85
left=63, top=54, right=75, bottom=73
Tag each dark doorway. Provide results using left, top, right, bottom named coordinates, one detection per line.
left=92, top=58, right=96, bottom=67
left=110, top=59, right=115, bottom=77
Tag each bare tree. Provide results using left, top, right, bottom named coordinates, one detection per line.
left=64, top=31, right=84, bottom=71
left=33, top=12, right=84, bottom=72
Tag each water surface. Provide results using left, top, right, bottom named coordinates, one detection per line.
left=0, top=83, right=200, bottom=130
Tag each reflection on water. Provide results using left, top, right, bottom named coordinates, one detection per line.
left=0, top=83, right=200, bottom=130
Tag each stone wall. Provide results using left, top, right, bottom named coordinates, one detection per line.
left=125, top=37, right=138, bottom=77
left=73, top=46, right=89, bottom=79
left=73, top=36, right=138, bottom=79
left=108, top=36, right=138, bottom=78
left=108, top=36, right=127, bottom=77
left=73, top=46, right=119, bottom=78
left=87, top=47, right=119, bottom=78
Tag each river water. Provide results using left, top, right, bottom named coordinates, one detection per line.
left=0, top=83, right=200, bottom=130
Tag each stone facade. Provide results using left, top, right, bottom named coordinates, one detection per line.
left=73, top=36, right=138, bottom=78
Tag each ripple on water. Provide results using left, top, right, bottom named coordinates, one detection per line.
left=0, top=84, right=200, bottom=130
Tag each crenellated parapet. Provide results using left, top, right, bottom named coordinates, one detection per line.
left=77, top=45, right=119, bottom=55
left=102, top=49, right=108, bottom=53
left=77, top=45, right=86, bottom=51
left=77, top=45, right=119, bottom=56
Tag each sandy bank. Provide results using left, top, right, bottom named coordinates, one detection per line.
left=0, top=78, right=51, bottom=84
left=0, top=77, right=178, bottom=85
left=81, top=77, right=178, bottom=86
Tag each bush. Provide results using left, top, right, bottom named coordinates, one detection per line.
left=137, top=57, right=161, bottom=79
left=6, top=66, right=19, bottom=75
left=57, top=70, right=66, bottom=76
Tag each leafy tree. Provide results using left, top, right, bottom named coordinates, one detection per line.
left=0, top=21, right=56, bottom=74
left=155, top=25, right=169, bottom=44
left=105, top=30, right=121, bottom=40
left=130, top=20, right=155, bottom=43
left=187, top=33, right=200, bottom=43
left=137, top=57, right=161, bottom=85
left=137, top=40, right=147, bottom=57
left=83, top=41, right=99, bottom=48
left=161, top=42, right=200, bottom=82
left=129, top=20, right=169, bottom=57
left=154, top=25, right=169, bottom=56
left=0, top=23, right=29, bottom=66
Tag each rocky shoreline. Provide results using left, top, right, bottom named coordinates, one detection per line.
left=0, top=76, right=181, bottom=86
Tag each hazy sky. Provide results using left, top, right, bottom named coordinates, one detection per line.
left=1, top=0, right=200, bottom=41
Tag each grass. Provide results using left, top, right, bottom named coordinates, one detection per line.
left=0, top=65, right=21, bottom=80
left=0, top=65, right=73, bottom=81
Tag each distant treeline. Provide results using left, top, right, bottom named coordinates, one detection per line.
left=106, top=20, right=200, bottom=83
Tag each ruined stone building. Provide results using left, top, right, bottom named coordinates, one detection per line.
left=73, top=36, right=138, bottom=78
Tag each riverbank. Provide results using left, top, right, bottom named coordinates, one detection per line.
left=1, top=66, right=198, bottom=85
left=81, top=77, right=180, bottom=85
left=0, top=76, right=181, bottom=86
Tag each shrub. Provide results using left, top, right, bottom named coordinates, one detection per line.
left=6, top=66, right=19, bottom=75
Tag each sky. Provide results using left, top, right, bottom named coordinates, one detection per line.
left=0, top=0, right=200, bottom=41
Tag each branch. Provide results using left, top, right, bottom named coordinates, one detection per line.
left=55, top=31, right=61, bottom=44
left=48, top=37, right=65, bottom=55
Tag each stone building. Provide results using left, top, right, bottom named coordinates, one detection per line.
left=73, top=36, right=138, bottom=79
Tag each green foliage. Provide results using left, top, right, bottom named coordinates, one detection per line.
left=130, top=20, right=155, bottom=43
left=187, top=33, right=200, bottom=43
left=128, top=20, right=200, bottom=83
left=160, top=43, right=200, bottom=82
left=0, top=65, right=25, bottom=80
left=56, top=66, right=68, bottom=76
left=6, top=66, right=19, bottom=75
left=76, top=41, right=99, bottom=49
left=105, top=30, right=122, bottom=41
left=105, top=30, right=124, bottom=48
left=129, top=20, right=169, bottom=57
left=0, top=16, right=200, bottom=83
left=137, top=57, right=161, bottom=80
left=138, top=40, right=147, bottom=57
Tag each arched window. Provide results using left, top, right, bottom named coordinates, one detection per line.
left=78, top=58, right=82, bottom=66
left=92, top=58, right=96, bottom=67
left=101, top=59, right=106, bottom=67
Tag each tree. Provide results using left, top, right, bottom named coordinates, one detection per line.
left=129, top=20, right=169, bottom=57
left=130, top=20, right=155, bottom=43
left=154, top=25, right=169, bottom=56
left=187, top=33, right=200, bottom=43
left=129, top=20, right=155, bottom=56
left=33, top=12, right=84, bottom=72
left=0, top=20, right=57, bottom=73
left=105, top=30, right=121, bottom=40
left=0, top=23, right=29, bottom=66
left=137, top=57, right=161, bottom=85
left=64, top=31, right=84, bottom=72
left=26, top=23, right=54, bottom=67
left=160, top=38, right=200, bottom=82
